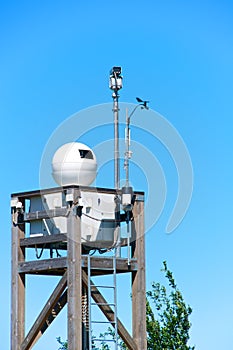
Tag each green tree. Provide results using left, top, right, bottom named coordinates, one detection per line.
left=93, top=327, right=127, bottom=349
left=57, top=261, right=194, bottom=349
left=56, top=336, right=68, bottom=350
left=146, top=261, right=194, bottom=350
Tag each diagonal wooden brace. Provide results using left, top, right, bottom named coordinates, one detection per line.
left=21, top=271, right=67, bottom=350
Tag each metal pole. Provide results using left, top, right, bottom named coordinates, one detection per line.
left=112, top=85, right=121, bottom=256
left=113, top=90, right=120, bottom=190
left=125, top=108, right=130, bottom=188
left=110, top=68, right=122, bottom=256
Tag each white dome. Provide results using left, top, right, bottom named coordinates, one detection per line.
left=52, top=142, right=97, bottom=186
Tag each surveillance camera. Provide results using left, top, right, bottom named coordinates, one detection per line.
left=110, top=66, right=122, bottom=76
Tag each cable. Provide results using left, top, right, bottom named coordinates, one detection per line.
left=82, top=212, right=122, bottom=223
left=56, top=248, right=62, bottom=257
left=35, top=244, right=46, bottom=259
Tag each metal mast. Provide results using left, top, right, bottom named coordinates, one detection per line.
left=109, top=66, right=123, bottom=189
left=109, top=67, right=123, bottom=257
left=124, top=98, right=150, bottom=188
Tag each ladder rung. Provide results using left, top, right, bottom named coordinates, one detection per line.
left=93, top=338, right=116, bottom=342
left=91, top=285, right=115, bottom=289
left=91, top=302, right=115, bottom=306
left=91, top=320, right=116, bottom=324
left=90, top=267, right=115, bottom=271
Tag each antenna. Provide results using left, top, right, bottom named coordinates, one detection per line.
left=124, top=108, right=131, bottom=188
left=124, top=97, right=150, bottom=188
left=122, top=98, right=149, bottom=263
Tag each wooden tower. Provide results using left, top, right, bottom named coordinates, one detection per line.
left=11, top=185, right=146, bottom=349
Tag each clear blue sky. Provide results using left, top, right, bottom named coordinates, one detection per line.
left=1, top=1, right=232, bottom=349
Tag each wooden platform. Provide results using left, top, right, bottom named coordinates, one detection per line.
left=18, top=255, right=138, bottom=276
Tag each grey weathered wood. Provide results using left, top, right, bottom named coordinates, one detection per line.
left=18, top=256, right=138, bottom=276
left=20, top=233, right=67, bottom=247
left=40, top=290, right=67, bottom=333
left=131, top=200, right=147, bottom=350
left=82, top=256, right=138, bottom=274
left=67, top=204, right=82, bottom=350
left=82, top=270, right=137, bottom=350
left=23, top=290, right=67, bottom=348
left=11, top=205, right=25, bottom=350
left=21, top=271, right=67, bottom=350
left=18, top=257, right=67, bottom=275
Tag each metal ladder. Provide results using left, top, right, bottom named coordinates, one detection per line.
left=87, top=254, right=118, bottom=349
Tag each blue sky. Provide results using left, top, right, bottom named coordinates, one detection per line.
left=1, top=1, right=232, bottom=349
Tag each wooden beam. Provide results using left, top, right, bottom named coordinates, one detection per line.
left=67, top=204, right=82, bottom=350
left=11, top=204, right=25, bottom=350
left=132, top=200, right=147, bottom=349
left=21, top=271, right=67, bottom=350
left=19, top=291, right=67, bottom=349
left=40, top=290, right=67, bottom=334
left=18, top=256, right=137, bottom=276
left=81, top=256, right=138, bottom=274
left=28, top=290, right=68, bottom=348
left=18, top=257, right=67, bottom=275
left=82, top=270, right=137, bottom=350
left=20, top=233, right=67, bottom=247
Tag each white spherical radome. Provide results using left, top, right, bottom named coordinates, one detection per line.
left=52, top=142, right=97, bottom=186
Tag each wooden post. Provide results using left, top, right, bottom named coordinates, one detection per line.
left=132, top=200, right=147, bottom=350
left=67, top=204, right=82, bottom=350
left=11, top=199, right=25, bottom=350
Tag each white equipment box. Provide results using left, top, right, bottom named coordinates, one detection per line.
left=29, top=189, right=116, bottom=248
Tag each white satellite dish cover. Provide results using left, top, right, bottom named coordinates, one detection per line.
left=52, top=142, right=97, bottom=186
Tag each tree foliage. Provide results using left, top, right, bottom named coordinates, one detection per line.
left=146, top=261, right=194, bottom=350
left=92, top=327, right=127, bottom=350
left=56, top=336, right=68, bottom=350
left=57, top=261, right=194, bottom=349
